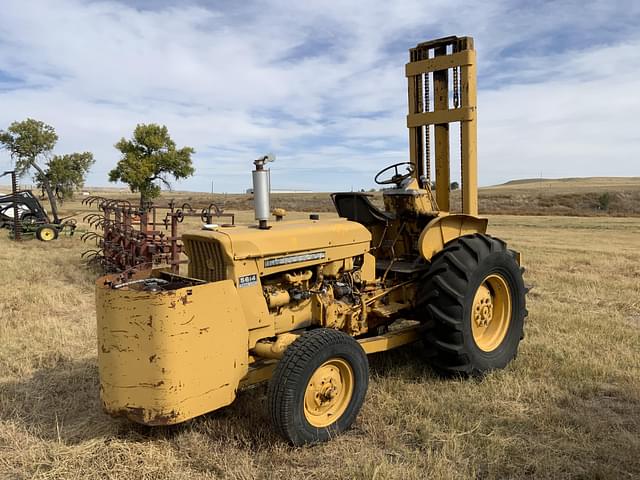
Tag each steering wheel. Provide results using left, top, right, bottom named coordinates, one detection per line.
left=374, top=162, right=415, bottom=186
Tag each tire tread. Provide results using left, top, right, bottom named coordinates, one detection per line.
left=419, top=233, right=527, bottom=376
left=267, top=328, right=368, bottom=445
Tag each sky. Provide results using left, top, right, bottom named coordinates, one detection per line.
left=0, top=0, right=638, bottom=193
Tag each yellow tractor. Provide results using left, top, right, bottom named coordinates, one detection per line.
left=96, top=36, right=527, bottom=445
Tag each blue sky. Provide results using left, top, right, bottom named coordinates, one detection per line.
left=0, top=0, right=638, bottom=193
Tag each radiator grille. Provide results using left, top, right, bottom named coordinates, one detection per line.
left=183, top=238, right=227, bottom=282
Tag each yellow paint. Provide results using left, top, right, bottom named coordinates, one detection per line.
left=471, top=273, right=512, bottom=352
left=239, top=359, right=278, bottom=388
left=303, top=358, right=354, bottom=428
left=238, top=323, right=424, bottom=392
left=251, top=333, right=300, bottom=359
left=39, top=227, right=56, bottom=241
left=460, top=47, right=478, bottom=216
left=382, top=178, right=438, bottom=216
left=360, top=253, right=376, bottom=284
left=358, top=323, right=422, bottom=354
left=273, top=298, right=313, bottom=334
left=406, top=106, right=475, bottom=127
left=97, top=276, right=248, bottom=425
left=405, top=36, right=477, bottom=215
left=231, top=259, right=272, bottom=333
left=405, top=49, right=474, bottom=77
left=183, top=218, right=371, bottom=263
left=418, top=214, right=488, bottom=261
left=182, top=219, right=372, bottom=335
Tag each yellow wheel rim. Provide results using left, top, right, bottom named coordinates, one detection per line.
left=471, top=274, right=512, bottom=352
left=304, top=358, right=354, bottom=428
left=40, top=228, right=56, bottom=241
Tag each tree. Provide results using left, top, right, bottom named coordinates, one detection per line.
left=450, top=181, right=460, bottom=190
left=598, top=192, right=610, bottom=211
left=0, top=118, right=61, bottom=222
left=109, top=124, right=195, bottom=208
left=35, top=152, right=95, bottom=202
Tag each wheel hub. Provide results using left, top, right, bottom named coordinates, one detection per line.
left=304, top=359, right=354, bottom=428
left=313, top=375, right=340, bottom=406
left=473, top=285, right=494, bottom=327
left=471, top=274, right=512, bottom=352
left=41, top=228, right=55, bottom=241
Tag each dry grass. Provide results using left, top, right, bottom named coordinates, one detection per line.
left=1, top=214, right=639, bottom=479
left=6, top=176, right=639, bottom=219
left=476, top=177, right=640, bottom=216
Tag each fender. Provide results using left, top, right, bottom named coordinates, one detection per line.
left=418, top=214, right=488, bottom=261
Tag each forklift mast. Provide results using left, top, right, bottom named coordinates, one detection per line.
left=406, top=35, right=478, bottom=216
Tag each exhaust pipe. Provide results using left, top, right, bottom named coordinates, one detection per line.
left=252, top=154, right=275, bottom=229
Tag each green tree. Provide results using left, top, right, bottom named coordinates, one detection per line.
left=598, top=192, right=610, bottom=211
left=109, top=124, right=195, bottom=208
left=35, top=152, right=95, bottom=202
left=0, top=118, right=61, bottom=222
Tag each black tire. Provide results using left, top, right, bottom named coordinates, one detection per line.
left=21, top=214, right=38, bottom=226
left=268, top=328, right=369, bottom=446
left=36, top=225, right=59, bottom=241
left=419, top=233, right=527, bottom=376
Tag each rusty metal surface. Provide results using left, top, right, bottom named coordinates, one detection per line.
left=81, top=197, right=235, bottom=274
left=97, top=274, right=249, bottom=425
left=9, top=171, right=21, bottom=241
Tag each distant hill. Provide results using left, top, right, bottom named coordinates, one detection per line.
left=485, top=177, right=640, bottom=192
left=3, top=176, right=639, bottom=217
left=474, top=177, right=640, bottom=216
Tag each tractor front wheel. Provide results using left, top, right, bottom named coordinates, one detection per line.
left=419, top=233, right=527, bottom=376
left=268, top=328, right=369, bottom=446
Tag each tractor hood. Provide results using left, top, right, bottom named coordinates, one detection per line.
left=182, top=217, right=371, bottom=261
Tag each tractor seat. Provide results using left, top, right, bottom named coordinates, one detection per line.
left=331, top=192, right=394, bottom=226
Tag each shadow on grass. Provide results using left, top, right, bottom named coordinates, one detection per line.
left=0, top=343, right=437, bottom=449
left=178, top=343, right=437, bottom=453
left=0, top=358, right=155, bottom=445
left=367, top=341, right=438, bottom=380
left=0, top=358, right=271, bottom=448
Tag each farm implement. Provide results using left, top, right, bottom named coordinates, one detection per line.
left=81, top=197, right=234, bottom=272
left=1, top=170, right=76, bottom=241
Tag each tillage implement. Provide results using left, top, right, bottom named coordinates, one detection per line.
left=96, top=36, right=527, bottom=445
left=0, top=170, right=76, bottom=241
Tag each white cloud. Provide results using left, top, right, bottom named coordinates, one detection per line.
left=0, top=0, right=638, bottom=192
left=479, top=39, right=640, bottom=182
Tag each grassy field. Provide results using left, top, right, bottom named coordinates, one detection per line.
left=0, top=213, right=639, bottom=479
left=477, top=177, right=640, bottom=216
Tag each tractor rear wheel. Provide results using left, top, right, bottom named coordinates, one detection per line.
left=36, top=225, right=58, bottom=241
left=419, top=233, right=526, bottom=376
left=268, top=328, right=369, bottom=446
